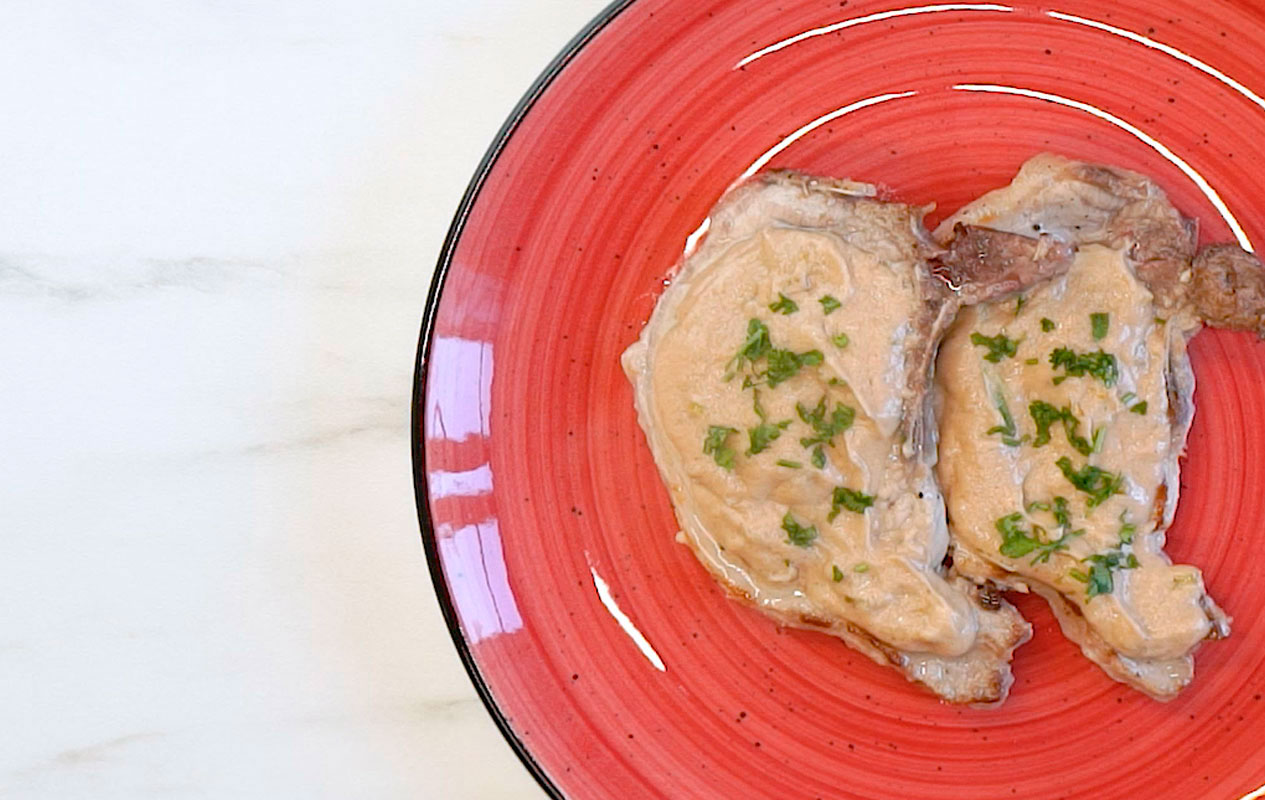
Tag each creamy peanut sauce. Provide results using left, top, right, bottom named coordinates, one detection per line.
left=623, top=180, right=980, bottom=658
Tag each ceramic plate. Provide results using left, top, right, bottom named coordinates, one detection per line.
left=413, top=1, right=1265, bottom=796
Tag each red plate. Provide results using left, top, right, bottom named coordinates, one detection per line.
left=413, top=1, right=1265, bottom=797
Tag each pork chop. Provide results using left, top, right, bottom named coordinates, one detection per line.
left=623, top=171, right=1048, bottom=703
left=933, top=153, right=1232, bottom=700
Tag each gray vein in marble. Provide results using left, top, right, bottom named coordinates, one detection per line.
left=0, top=252, right=421, bottom=301
left=228, top=419, right=406, bottom=457
left=15, top=733, right=164, bottom=776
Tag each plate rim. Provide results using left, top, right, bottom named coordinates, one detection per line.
left=410, top=1, right=636, bottom=797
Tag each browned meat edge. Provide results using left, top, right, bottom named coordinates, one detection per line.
left=1192, top=244, right=1265, bottom=336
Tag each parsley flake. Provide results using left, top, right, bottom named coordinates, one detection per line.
left=766, top=348, right=823, bottom=387
left=782, top=512, right=818, bottom=547
left=797, top=396, right=855, bottom=448
left=996, top=513, right=1038, bottom=558
left=995, top=509, right=1083, bottom=564
left=987, top=392, right=1025, bottom=447
left=725, top=319, right=772, bottom=379
left=703, top=425, right=739, bottom=470
left=1130, top=401, right=1148, bottom=415
left=828, top=486, right=875, bottom=521
left=831, top=332, right=850, bottom=348
left=1072, top=548, right=1139, bottom=599
left=1028, top=401, right=1093, bottom=455
left=819, top=295, right=842, bottom=315
left=1050, top=347, right=1119, bottom=386
left=1091, top=312, right=1110, bottom=340
left=1056, top=456, right=1124, bottom=507
left=1118, top=512, right=1137, bottom=545
left=832, top=564, right=844, bottom=582
left=1041, top=317, right=1056, bottom=333
left=746, top=422, right=785, bottom=455
left=971, top=331, right=1020, bottom=363
left=769, top=293, right=799, bottom=315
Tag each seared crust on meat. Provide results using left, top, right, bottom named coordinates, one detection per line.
left=1192, top=244, right=1265, bottom=336
left=936, top=223, right=1075, bottom=305
left=932, top=153, right=1199, bottom=315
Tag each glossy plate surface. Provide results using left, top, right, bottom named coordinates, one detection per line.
left=414, top=1, right=1265, bottom=797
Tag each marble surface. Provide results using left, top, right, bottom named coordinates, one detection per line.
left=0, top=1, right=610, bottom=796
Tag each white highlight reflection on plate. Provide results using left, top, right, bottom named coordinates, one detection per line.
left=735, top=3, right=1014, bottom=68
left=1048, top=10, right=1265, bottom=114
left=734, top=91, right=918, bottom=187
left=590, top=566, right=666, bottom=672
left=440, top=519, right=524, bottom=643
left=426, top=336, right=493, bottom=442
left=429, top=464, right=494, bottom=499
left=953, top=83, right=1255, bottom=253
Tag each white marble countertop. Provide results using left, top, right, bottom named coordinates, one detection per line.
left=1, top=1, right=610, bottom=796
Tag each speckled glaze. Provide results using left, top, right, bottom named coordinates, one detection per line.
left=415, top=1, right=1265, bottom=797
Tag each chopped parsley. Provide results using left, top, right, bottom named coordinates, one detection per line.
left=1028, top=401, right=1094, bottom=456
left=724, top=320, right=821, bottom=387
left=1051, top=496, right=1072, bottom=530
left=819, top=295, right=842, bottom=315
left=1029, top=400, right=1065, bottom=448
left=752, top=388, right=768, bottom=420
left=810, top=446, right=826, bottom=469
left=769, top=293, right=799, bottom=315
left=828, top=486, right=875, bottom=521
left=995, top=508, right=1083, bottom=564
left=854, top=562, right=870, bottom=573
left=797, top=396, right=855, bottom=448
left=782, top=512, right=817, bottom=547
left=1050, top=346, right=1119, bottom=387
left=777, top=459, right=803, bottom=469
left=1091, top=312, right=1110, bottom=341
left=703, top=425, right=739, bottom=470
left=747, top=390, right=792, bottom=455
left=996, top=513, right=1039, bottom=558
left=1025, top=358, right=1039, bottom=365
left=1130, top=401, right=1148, bottom=415
left=1015, top=295, right=1027, bottom=314
left=831, top=332, right=850, bottom=348
left=1091, top=426, right=1105, bottom=454
left=832, top=564, right=844, bottom=582
left=1041, top=317, right=1056, bottom=333
left=725, top=319, right=772, bottom=379
left=746, top=421, right=790, bottom=455
left=765, top=348, right=823, bottom=387
left=1117, top=512, right=1137, bottom=545
left=1070, top=548, right=1138, bottom=599
left=987, top=392, right=1025, bottom=447
left=1056, top=456, right=1124, bottom=507
left=971, top=331, right=1020, bottom=363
